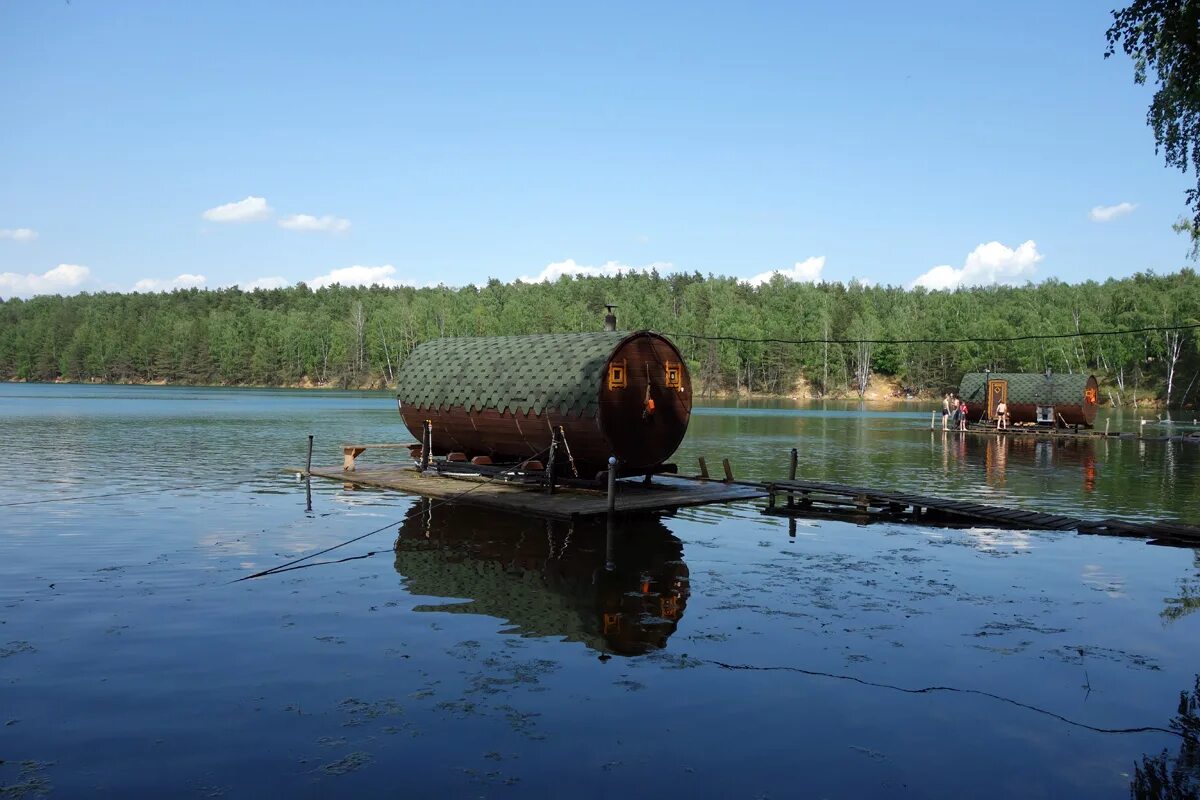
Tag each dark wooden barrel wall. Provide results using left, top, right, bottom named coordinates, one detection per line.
left=398, top=331, right=692, bottom=474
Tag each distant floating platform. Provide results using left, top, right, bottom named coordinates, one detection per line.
left=938, top=422, right=1200, bottom=443
left=303, top=464, right=767, bottom=520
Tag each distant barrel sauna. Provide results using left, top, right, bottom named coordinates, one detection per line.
left=958, top=371, right=1100, bottom=427
left=395, top=330, right=692, bottom=475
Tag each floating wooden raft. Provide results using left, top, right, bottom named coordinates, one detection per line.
left=759, top=478, right=1200, bottom=546
left=305, top=463, right=766, bottom=521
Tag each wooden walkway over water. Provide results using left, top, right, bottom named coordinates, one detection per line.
left=757, top=477, right=1200, bottom=546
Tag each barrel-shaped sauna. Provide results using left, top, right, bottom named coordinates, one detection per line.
left=395, top=330, right=692, bottom=475
left=958, top=372, right=1100, bottom=427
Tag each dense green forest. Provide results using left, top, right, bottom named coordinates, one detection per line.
left=2, top=269, right=1199, bottom=405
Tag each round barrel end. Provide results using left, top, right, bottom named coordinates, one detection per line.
left=1082, top=375, right=1100, bottom=426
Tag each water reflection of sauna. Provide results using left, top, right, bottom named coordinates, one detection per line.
left=979, top=435, right=1100, bottom=492
left=393, top=499, right=690, bottom=655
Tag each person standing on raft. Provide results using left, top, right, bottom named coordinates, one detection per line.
left=941, top=393, right=951, bottom=430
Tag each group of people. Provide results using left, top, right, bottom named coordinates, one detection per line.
left=941, top=393, right=1010, bottom=430
left=941, top=393, right=969, bottom=431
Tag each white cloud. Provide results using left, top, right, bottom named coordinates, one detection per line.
left=133, top=273, right=207, bottom=292
left=911, top=240, right=1043, bottom=291
left=239, top=276, right=290, bottom=291
left=0, top=263, right=89, bottom=297
left=308, top=264, right=413, bottom=289
left=745, top=256, right=826, bottom=287
left=201, top=196, right=272, bottom=223
left=0, top=228, right=38, bottom=242
left=516, top=258, right=672, bottom=283
left=278, top=214, right=351, bottom=233
left=1089, top=202, right=1137, bottom=222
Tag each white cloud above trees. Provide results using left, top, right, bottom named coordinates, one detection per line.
left=516, top=258, right=673, bottom=283
left=911, top=240, right=1043, bottom=291
left=745, top=256, right=826, bottom=287
left=133, top=273, right=207, bottom=292
left=308, top=264, right=411, bottom=288
left=0, top=264, right=89, bottom=296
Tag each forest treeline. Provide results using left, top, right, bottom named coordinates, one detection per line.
left=1, top=269, right=1198, bottom=405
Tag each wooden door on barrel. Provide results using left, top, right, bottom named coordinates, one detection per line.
left=987, top=379, right=1008, bottom=421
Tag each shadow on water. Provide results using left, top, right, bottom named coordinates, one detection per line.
left=392, top=499, right=690, bottom=655
left=1133, top=675, right=1200, bottom=799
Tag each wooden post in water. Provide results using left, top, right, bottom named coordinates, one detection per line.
left=722, top=458, right=734, bottom=482
left=1105, top=419, right=1110, bottom=436
left=698, top=457, right=709, bottom=480
left=930, top=410, right=935, bottom=430
left=788, top=447, right=797, bottom=508
left=305, top=434, right=314, bottom=512
left=421, top=420, right=432, bottom=471
left=605, top=456, right=617, bottom=571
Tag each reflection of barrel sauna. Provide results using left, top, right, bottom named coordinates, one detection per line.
left=395, top=331, right=692, bottom=474
left=958, top=372, right=1099, bottom=427
left=393, top=501, right=689, bottom=655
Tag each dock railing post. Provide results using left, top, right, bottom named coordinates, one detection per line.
left=305, top=434, right=314, bottom=512
left=546, top=431, right=558, bottom=493
left=421, top=420, right=431, bottom=472
left=788, top=447, right=797, bottom=508
left=722, top=458, right=734, bottom=482
left=605, top=456, right=617, bottom=571
left=698, top=457, right=709, bottom=480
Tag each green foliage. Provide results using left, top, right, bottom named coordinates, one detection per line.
left=1107, top=0, right=1200, bottom=251
left=0, top=270, right=1198, bottom=404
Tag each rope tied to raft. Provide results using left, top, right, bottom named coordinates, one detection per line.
left=228, top=446, right=553, bottom=584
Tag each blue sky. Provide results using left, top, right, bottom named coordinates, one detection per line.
left=0, top=0, right=1193, bottom=297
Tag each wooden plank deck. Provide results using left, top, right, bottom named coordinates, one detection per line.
left=759, top=477, right=1200, bottom=544
left=305, top=464, right=767, bottom=520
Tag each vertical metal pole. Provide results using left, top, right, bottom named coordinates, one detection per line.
left=421, top=420, right=431, bottom=471
left=305, top=434, right=313, bottom=512
left=546, top=431, right=558, bottom=493
left=606, top=456, right=617, bottom=513
left=605, top=456, right=617, bottom=571
left=788, top=447, right=797, bottom=508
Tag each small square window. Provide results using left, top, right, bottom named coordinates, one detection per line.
left=608, top=359, right=627, bottom=390
left=664, top=361, right=682, bottom=389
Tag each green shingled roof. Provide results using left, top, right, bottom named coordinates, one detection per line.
left=958, top=372, right=1093, bottom=406
left=396, top=331, right=626, bottom=416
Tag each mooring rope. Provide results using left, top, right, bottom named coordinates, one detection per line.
left=705, top=659, right=1193, bottom=741
left=664, top=321, right=1200, bottom=347
left=228, top=447, right=553, bottom=584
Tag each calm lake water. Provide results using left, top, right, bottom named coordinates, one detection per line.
left=2, top=383, right=1198, bottom=798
